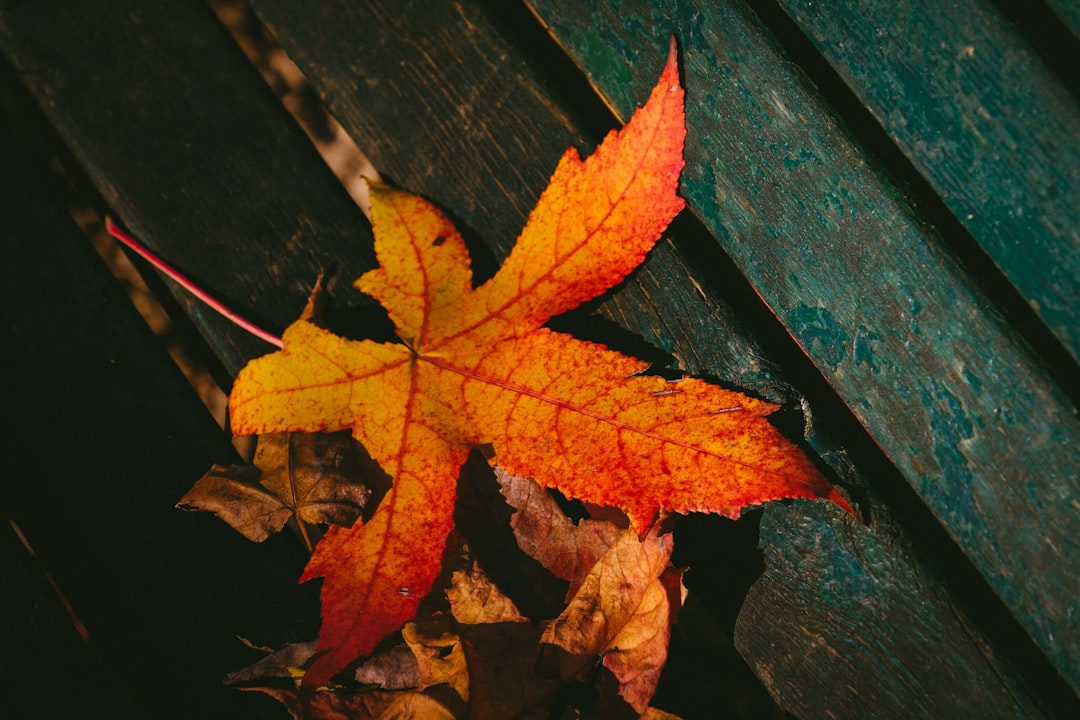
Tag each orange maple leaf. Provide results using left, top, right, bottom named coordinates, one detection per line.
left=229, top=40, right=847, bottom=689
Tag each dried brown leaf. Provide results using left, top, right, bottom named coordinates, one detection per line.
left=224, top=639, right=317, bottom=685
left=402, top=614, right=469, bottom=704
left=447, top=559, right=527, bottom=625
left=180, top=431, right=378, bottom=543
left=496, top=468, right=621, bottom=596
left=353, top=644, right=422, bottom=690
left=541, top=526, right=680, bottom=712
left=376, top=692, right=456, bottom=719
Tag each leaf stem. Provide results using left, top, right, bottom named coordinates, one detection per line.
left=295, top=518, right=314, bottom=554
left=104, top=216, right=283, bottom=348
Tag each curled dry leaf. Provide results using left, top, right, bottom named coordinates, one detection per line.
left=223, top=639, right=318, bottom=685
left=179, top=431, right=378, bottom=546
left=353, top=645, right=423, bottom=691
left=377, top=692, right=456, bottom=719
left=225, top=641, right=425, bottom=719
left=496, top=467, right=623, bottom=595
left=447, top=559, right=528, bottom=625
left=235, top=685, right=407, bottom=720
left=402, top=614, right=469, bottom=704
left=501, top=470, right=685, bottom=712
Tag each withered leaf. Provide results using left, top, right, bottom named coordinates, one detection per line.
left=496, top=468, right=622, bottom=596
left=402, top=614, right=469, bottom=704
left=499, top=470, right=684, bottom=712
left=353, top=645, right=422, bottom=691
left=447, top=559, right=528, bottom=625
left=180, top=431, right=380, bottom=545
left=236, top=685, right=407, bottom=720
left=224, top=639, right=318, bottom=685
left=377, top=692, right=456, bottom=719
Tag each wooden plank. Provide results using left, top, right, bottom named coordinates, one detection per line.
left=1, top=519, right=140, bottom=719
left=0, top=0, right=375, bottom=379
left=737, top=501, right=1062, bottom=719
left=525, top=0, right=1080, bottom=697
left=3, top=0, right=1071, bottom=714
left=1045, top=0, right=1080, bottom=39
left=245, top=1, right=1067, bottom=715
left=773, top=0, right=1080, bottom=363
left=0, top=100, right=316, bottom=717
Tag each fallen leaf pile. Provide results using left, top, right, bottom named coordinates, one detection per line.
left=225, top=468, right=685, bottom=718
left=182, top=39, right=850, bottom=717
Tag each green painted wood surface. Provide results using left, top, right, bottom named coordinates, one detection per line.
left=1045, top=0, right=1080, bottom=38
left=0, top=102, right=315, bottom=719
left=774, top=0, right=1080, bottom=364
left=736, top=501, right=1045, bottom=719
left=527, top=0, right=1080, bottom=696
left=0, top=0, right=375, bottom=379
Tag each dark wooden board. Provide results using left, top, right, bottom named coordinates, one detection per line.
left=245, top=0, right=1065, bottom=715
left=774, top=0, right=1080, bottom=364
left=0, top=0, right=376, bottom=379
left=1045, top=0, right=1080, bottom=39
left=0, top=104, right=316, bottom=718
left=526, top=0, right=1080, bottom=699
left=0, top=519, right=140, bottom=719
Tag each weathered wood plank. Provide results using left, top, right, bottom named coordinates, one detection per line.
left=0, top=519, right=139, bottom=719
left=1045, top=0, right=1080, bottom=39
left=249, top=0, right=786, bottom=388
left=250, top=0, right=1067, bottom=714
left=774, top=0, right=1080, bottom=363
left=736, top=502, right=1054, bottom=719
left=526, top=0, right=1080, bottom=696
left=0, top=0, right=375, bottom=379
left=0, top=100, right=316, bottom=718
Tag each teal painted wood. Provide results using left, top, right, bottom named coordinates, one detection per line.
left=774, top=0, right=1080, bottom=363
left=527, top=0, right=1080, bottom=694
left=1046, top=0, right=1080, bottom=38
left=735, top=502, right=1046, bottom=719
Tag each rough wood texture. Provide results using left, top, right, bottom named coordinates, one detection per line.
left=1045, top=0, right=1080, bottom=39
left=247, top=0, right=796, bottom=396
left=527, top=0, right=1080, bottom=699
left=736, top=501, right=1044, bottom=719
left=2, top=0, right=1077, bottom=716
left=775, top=0, right=1080, bottom=363
left=0, top=0, right=374, bottom=379
left=0, top=109, right=315, bottom=718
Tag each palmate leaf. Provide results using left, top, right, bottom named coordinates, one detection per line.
left=229, top=40, right=847, bottom=688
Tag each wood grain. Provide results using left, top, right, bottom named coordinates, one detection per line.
left=527, top=0, right=1080, bottom=698
left=775, top=0, right=1080, bottom=363
left=0, top=0, right=375, bottom=379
